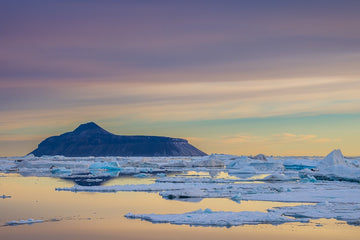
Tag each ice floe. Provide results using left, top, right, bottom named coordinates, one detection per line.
left=56, top=181, right=360, bottom=204
left=189, top=155, right=225, bottom=168
left=133, top=173, right=151, bottom=178
left=89, top=161, right=121, bottom=171
left=2, top=149, right=360, bottom=227
left=270, top=202, right=360, bottom=226
left=125, top=208, right=301, bottom=227
left=125, top=201, right=360, bottom=227
left=263, top=173, right=297, bottom=181
left=249, top=154, right=268, bottom=161
left=4, top=219, right=44, bottom=226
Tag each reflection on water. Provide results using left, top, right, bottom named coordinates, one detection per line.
left=61, top=173, right=117, bottom=186
left=58, top=170, right=246, bottom=186
left=60, top=171, right=158, bottom=186
left=0, top=175, right=359, bottom=240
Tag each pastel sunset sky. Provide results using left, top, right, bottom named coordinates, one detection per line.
left=1, top=0, right=360, bottom=156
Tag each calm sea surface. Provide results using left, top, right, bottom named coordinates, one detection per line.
left=1, top=174, right=359, bottom=240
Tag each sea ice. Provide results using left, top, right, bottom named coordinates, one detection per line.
left=249, top=154, right=268, bottom=161
left=189, top=155, right=225, bottom=168
left=4, top=218, right=44, bottom=226
left=0, top=159, right=16, bottom=171
left=300, top=149, right=360, bottom=183
left=133, top=173, right=151, bottom=178
left=317, top=149, right=346, bottom=168
left=156, top=177, right=237, bottom=184
left=56, top=181, right=360, bottom=204
left=282, top=157, right=318, bottom=170
left=125, top=208, right=301, bottom=227
left=263, top=173, right=297, bottom=181
left=89, top=161, right=121, bottom=171
left=51, top=167, right=72, bottom=175
left=225, top=156, right=250, bottom=169
left=270, top=202, right=360, bottom=226
left=2, top=151, right=359, bottom=227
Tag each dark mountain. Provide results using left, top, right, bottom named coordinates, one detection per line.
left=30, top=122, right=207, bottom=157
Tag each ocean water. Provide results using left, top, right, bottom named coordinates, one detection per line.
left=1, top=174, right=359, bottom=240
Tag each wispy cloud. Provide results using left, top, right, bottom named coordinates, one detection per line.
left=221, top=135, right=267, bottom=143
left=0, top=1, right=358, bottom=156
left=274, top=133, right=316, bottom=142
left=273, top=133, right=342, bottom=143
left=221, top=132, right=341, bottom=145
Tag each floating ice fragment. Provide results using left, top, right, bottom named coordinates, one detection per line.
left=190, top=155, right=225, bottom=168
left=125, top=209, right=299, bottom=227
left=133, top=173, right=150, bottom=178
left=4, top=218, right=44, bottom=226
left=270, top=202, right=360, bottom=226
left=263, top=173, right=295, bottom=181
left=156, top=173, right=167, bottom=178
left=231, top=193, right=242, bottom=203
left=89, top=161, right=121, bottom=171
left=226, top=156, right=249, bottom=169
left=56, top=180, right=360, bottom=204
left=51, top=167, right=71, bottom=175
left=161, top=188, right=206, bottom=199
left=249, top=154, right=267, bottom=161
left=299, top=174, right=317, bottom=183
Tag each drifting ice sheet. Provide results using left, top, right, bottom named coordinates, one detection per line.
left=125, top=208, right=300, bottom=227
left=4, top=219, right=44, bottom=226
left=56, top=181, right=360, bottom=204
left=270, top=202, right=360, bottom=226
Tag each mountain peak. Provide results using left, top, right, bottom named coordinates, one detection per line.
left=73, top=122, right=108, bottom=134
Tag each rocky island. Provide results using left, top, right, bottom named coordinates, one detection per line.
left=30, top=122, right=207, bottom=157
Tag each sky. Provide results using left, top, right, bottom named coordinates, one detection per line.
left=1, top=0, right=360, bottom=156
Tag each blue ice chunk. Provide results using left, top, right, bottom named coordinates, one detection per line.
left=89, top=162, right=122, bottom=171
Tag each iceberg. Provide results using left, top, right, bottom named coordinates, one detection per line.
left=225, top=156, right=250, bottom=169
left=300, top=149, right=360, bottom=183
left=317, top=149, right=346, bottom=168
left=249, top=154, right=267, bottom=161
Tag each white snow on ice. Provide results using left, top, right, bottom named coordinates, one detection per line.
left=125, top=208, right=301, bottom=227
left=1, top=149, right=360, bottom=227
